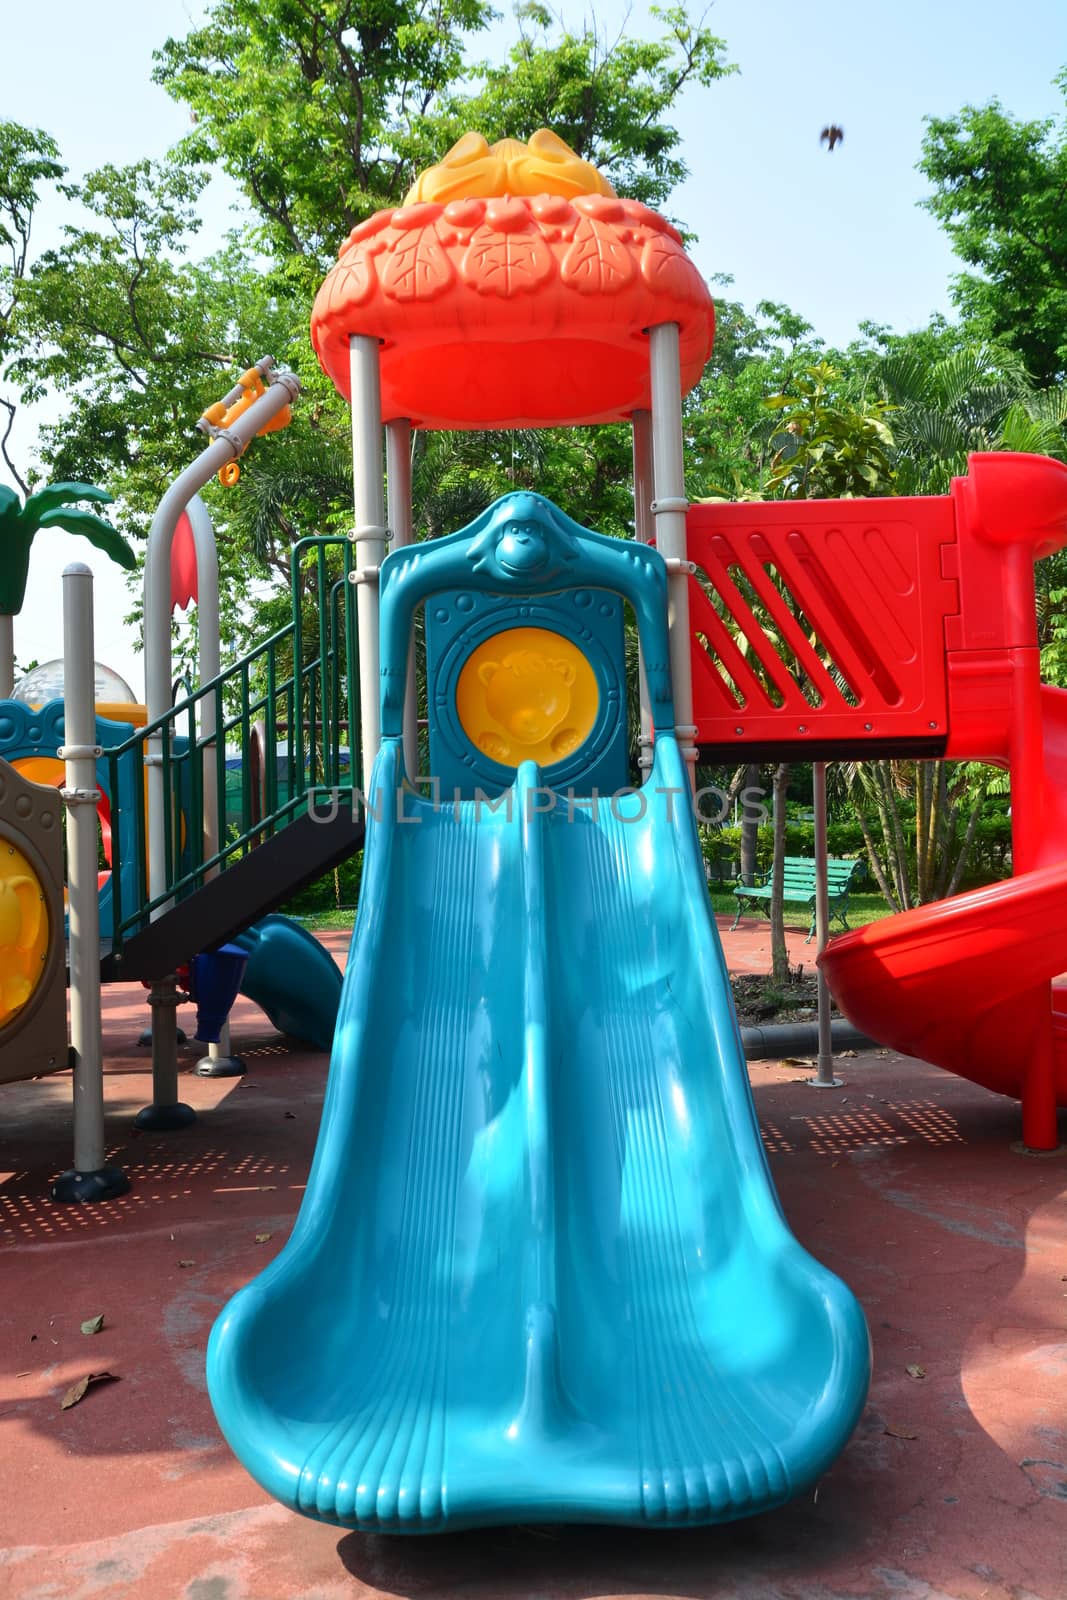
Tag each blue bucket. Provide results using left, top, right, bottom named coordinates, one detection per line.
left=190, top=943, right=249, bottom=1043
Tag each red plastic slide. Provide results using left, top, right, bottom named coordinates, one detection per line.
left=821, top=683, right=1067, bottom=1149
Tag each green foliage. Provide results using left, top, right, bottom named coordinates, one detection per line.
left=152, top=0, right=731, bottom=280
left=832, top=759, right=1009, bottom=910
left=1040, top=576, right=1067, bottom=686
left=455, top=4, right=735, bottom=223
left=0, top=120, right=65, bottom=491
left=1, top=6, right=730, bottom=673
left=919, top=74, right=1067, bottom=383
left=283, top=850, right=363, bottom=916
left=9, top=158, right=296, bottom=520
left=858, top=339, right=1066, bottom=494
left=685, top=292, right=826, bottom=499
left=152, top=0, right=495, bottom=279
left=762, top=361, right=896, bottom=500
left=714, top=802, right=1010, bottom=890
left=688, top=303, right=1067, bottom=506
left=0, top=481, right=134, bottom=616
left=0, top=122, right=64, bottom=278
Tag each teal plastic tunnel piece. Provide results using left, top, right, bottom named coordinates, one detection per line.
left=207, top=495, right=870, bottom=1530
left=235, top=914, right=342, bottom=1053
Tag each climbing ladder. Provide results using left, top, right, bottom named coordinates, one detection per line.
left=101, top=535, right=365, bottom=980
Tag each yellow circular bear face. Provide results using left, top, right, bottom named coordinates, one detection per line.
left=456, top=627, right=599, bottom=769
left=0, top=842, right=50, bottom=1029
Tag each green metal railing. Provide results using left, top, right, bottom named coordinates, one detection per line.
left=105, top=536, right=360, bottom=953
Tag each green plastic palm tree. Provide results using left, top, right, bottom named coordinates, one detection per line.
left=0, top=481, right=136, bottom=696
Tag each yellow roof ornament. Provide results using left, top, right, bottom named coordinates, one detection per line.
left=403, top=128, right=617, bottom=205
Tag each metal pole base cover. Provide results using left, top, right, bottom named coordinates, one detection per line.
left=195, top=1054, right=246, bottom=1078
left=134, top=1101, right=197, bottom=1132
left=52, top=1166, right=131, bottom=1203
left=138, top=1027, right=187, bottom=1048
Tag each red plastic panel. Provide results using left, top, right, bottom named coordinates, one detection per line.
left=687, top=498, right=960, bottom=753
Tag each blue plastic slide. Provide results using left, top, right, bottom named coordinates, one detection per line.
left=208, top=736, right=870, bottom=1529
left=235, top=914, right=342, bottom=1052
left=208, top=495, right=869, bottom=1530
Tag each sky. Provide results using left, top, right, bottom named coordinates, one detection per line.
left=3, top=0, right=1067, bottom=697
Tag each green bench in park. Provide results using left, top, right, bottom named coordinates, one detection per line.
left=730, top=855, right=865, bottom=942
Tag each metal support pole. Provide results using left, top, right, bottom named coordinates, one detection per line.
left=632, top=409, right=654, bottom=773
left=349, top=336, right=387, bottom=784
left=185, top=496, right=244, bottom=1080
left=138, top=368, right=298, bottom=1127
left=0, top=613, right=14, bottom=698
left=1006, top=653, right=1060, bottom=1150
left=809, top=760, right=843, bottom=1090
left=52, top=565, right=129, bottom=1202
left=386, top=418, right=419, bottom=782
left=648, top=323, right=697, bottom=787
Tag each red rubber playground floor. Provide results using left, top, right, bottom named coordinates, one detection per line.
left=1, top=917, right=1065, bottom=1600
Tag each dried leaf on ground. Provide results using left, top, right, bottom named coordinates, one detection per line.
left=905, top=1364, right=926, bottom=1380
left=177, top=1259, right=196, bottom=1268
left=782, top=1056, right=814, bottom=1067
left=80, top=1315, right=105, bottom=1336
left=60, top=1372, right=120, bottom=1410
left=255, top=1233, right=272, bottom=1244
left=884, top=1422, right=917, bottom=1440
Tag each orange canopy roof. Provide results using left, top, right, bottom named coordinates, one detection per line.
left=311, top=133, right=715, bottom=430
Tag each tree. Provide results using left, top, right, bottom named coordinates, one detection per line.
left=762, top=360, right=897, bottom=501
left=835, top=758, right=998, bottom=910
left=8, top=158, right=294, bottom=521
left=769, top=762, right=790, bottom=985
left=684, top=292, right=826, bottom=500
left=152, top=0, right=496, bottom=282
left=153, top=0, right=734, bottom=281
left=0, top=482, right=135, bottom=693
left=0, top=5, right=735, bottom=677
left=858, top=337, right=1066, bottom=495
left=919, top=73, right=1067, bottom=384
left=450, top=3, right=735, bottom=226
left=0, top=121, right=64, bottom=491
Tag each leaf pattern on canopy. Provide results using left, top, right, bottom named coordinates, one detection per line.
left=380, top=225, right=453, bottom=302
left=560, top=215, right=635, bottom=294
left=461, top=223, right=553, bottom=296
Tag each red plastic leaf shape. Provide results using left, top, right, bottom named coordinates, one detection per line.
left=462, top=223, right=553, bottom=296
left=640, top=234, right=703, bottom=302
left=561, top=215, right=634, bottom=294
left=380, top=225, right=453, bottom=302
left=170, top=509, right=197, bottom=612
left=317, top=255, right=376, bottom=315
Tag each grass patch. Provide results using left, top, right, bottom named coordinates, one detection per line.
left=291, top=908, right=358, bottom=932
left=295, top=891, right=901, bottom=939
left=710, top=888, right=898, bottom=929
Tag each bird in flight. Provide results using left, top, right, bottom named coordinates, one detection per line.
left=820, top=125, right=844, bottom=151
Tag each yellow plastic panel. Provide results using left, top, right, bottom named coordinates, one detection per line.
left=456, top=627, right=599, bottom=769
left=0, top=840, right=50, bottom=1028
left=11, top=755, right=64, bottom=789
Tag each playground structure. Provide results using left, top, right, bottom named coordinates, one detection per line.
left=1, top=127, right=1066, bottom=1531
left=0, top=369, right=354, bottom=1149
